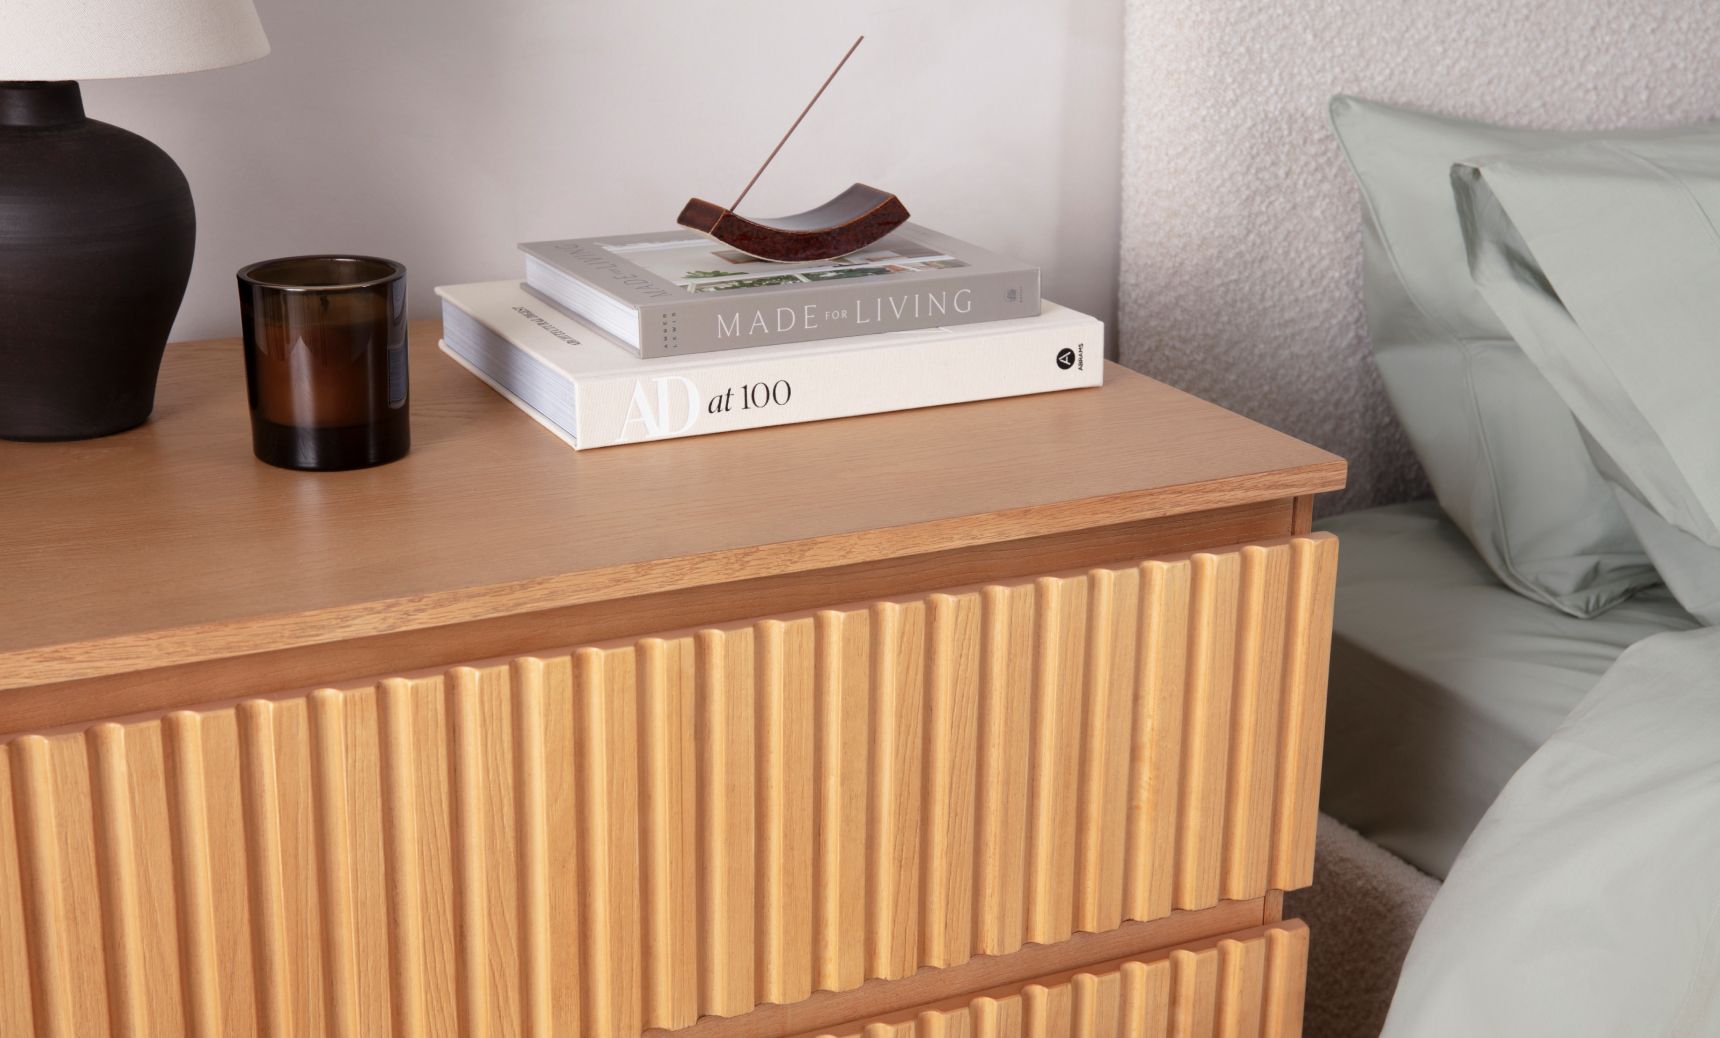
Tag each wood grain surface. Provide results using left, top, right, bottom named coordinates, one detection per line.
left=795, top=921, right=1309, bottom=1038
left=0, top=499, right=1300, bottom=740
left=0, top=321, right=1344, bottom=693
left=654, top=901, right=1271, bottom=1038
left=0, top=535, right=1336, bottom=1037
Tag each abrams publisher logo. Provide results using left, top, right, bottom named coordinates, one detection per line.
left=1056, top=342, right=1084, bottom=371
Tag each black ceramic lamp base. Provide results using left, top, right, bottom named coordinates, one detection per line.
left=0, top=81, right=195, bottom=441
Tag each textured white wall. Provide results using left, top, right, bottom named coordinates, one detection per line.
left=82, top=0, right=1122, bottom=344
left=1120, top=1, right=1720, bottom=514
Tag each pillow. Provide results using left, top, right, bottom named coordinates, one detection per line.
left=1329, top=96, right=1657, bottom=617
left=1453, top=129, right=1720, bottom=624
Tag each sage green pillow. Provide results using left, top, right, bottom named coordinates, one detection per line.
left=1329, top=96, right=1656, bottom=617
left=1453, top=131, right=1720, bottom=625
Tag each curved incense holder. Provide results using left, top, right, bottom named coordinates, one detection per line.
left=677, top=183, right=910, bottom=263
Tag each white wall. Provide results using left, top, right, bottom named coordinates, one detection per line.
left=82, top=0, right=1122, bottom=344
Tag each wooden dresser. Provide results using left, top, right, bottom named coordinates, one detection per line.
left=0, top=322, right=1345, bottom=1037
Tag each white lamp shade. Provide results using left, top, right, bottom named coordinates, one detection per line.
left=0, top=0, right=269, bottom=81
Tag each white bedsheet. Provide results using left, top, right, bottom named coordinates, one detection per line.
left=1383, top=627, right=1720, bottom=1035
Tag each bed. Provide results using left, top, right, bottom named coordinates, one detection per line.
left=1116, top=5, right=1720, bottom=1035
left=1313, top=107, right=1720, bottom=1034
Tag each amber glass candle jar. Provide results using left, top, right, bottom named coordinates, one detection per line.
left=237, top=255, right=409, bottom=470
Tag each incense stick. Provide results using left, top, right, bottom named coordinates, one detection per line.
left=728, top=35, right=865, bottom=213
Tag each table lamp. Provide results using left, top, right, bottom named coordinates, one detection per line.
left=0, top=0, right=269, bottom=441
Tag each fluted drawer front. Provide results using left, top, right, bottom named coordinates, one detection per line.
left=0, top=534, right=1336, bottom=1038
left=812, top=922, right=1309, bottom=1038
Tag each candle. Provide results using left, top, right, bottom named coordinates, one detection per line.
left=238, top=256, right=409, bottom=470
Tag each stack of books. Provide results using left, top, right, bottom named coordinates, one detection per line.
left=436, top=225, right=1101, bottom=449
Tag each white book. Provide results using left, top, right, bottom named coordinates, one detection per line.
left=435, top=280, right=1102, bottom=450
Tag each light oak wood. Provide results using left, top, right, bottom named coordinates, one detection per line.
left=659, top=900, right=1272, bottom=1038
left=1262, top=890, right=1284, bottom=925
left=1267, top=536, right=1340, bottom=891
left=0, top=535, right=1336, bottom=1037
left=0, top=322, right=1344, bottom=696
left=1, top=321, right=1344, bottom=1037
left=0, top=498, right=1300, bottom=739
left=795, top=921, right=1309, bottom=1038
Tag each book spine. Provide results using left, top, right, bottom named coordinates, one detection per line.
left=571, top=313, right=1100, bottom=449
left=630, top=267, right=1041, bottom=358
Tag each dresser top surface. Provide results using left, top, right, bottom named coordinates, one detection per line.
left=0, top=320, right=1343, bottom=689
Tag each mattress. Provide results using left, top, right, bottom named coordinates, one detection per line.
left=1315, top=500, right=1696, bottom=878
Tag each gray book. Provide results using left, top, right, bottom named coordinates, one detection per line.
left=518, top=223, right=1040, bottom=358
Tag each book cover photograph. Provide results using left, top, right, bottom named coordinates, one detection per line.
left=604, top=231, right=968, bottom=294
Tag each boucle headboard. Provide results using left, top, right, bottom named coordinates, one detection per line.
left=1118, top=2, right=1720, bottom=514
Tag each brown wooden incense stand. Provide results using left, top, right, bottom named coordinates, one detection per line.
left=676, top=37, right=909, bottom=263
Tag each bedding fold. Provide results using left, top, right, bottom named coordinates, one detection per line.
left=1383, top=628, right=1720, bottom=1036
left=1318, top=500, right=1693, bottom=879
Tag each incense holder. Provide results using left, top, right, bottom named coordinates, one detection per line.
left=678, top=183, right=909, bottom=263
